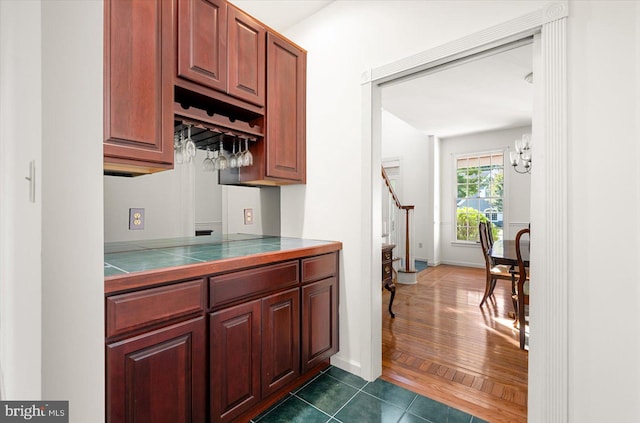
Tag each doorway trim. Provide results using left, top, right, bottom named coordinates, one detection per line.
left=361, top=2, right=568, bottom=421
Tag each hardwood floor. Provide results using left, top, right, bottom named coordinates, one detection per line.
left=381, top=265, right=528, bottom=423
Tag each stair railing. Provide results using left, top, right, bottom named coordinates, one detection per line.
left=381, top=167, right=415, bottom=273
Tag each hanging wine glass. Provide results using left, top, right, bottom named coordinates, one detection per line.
left=202, top=147, right=215, bottom=172
left=229, top=138, right=238, bottom=168
left=215, top=140, right=227, bottom=170
left=175, top=130, right=184, bottom=164
left=184, top=125, right=196, bottom=163
left=234, top=138, right=243, bottom=168
left=242, top=138, right=253, bottom=167
left=212, top=149, right=220, bottom=171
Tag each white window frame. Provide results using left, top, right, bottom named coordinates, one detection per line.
left=453, top=149, right=505, bottom=244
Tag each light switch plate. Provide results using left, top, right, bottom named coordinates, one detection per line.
left=129, top=208, right=144, bottom=230
left=244, top=208, right=253, bottom=225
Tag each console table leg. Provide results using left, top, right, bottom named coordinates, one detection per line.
left=385, top=282, right=396, bottom=318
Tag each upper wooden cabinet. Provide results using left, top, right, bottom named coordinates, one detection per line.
left=219, top=32, right=306, bottom=186
left=177, top=0, right=228, bottom=93
left=104, top=0, right=174, bottom=176
left=227, top=5, right=266, bottom=106
left=104, top=0, right=306, bottom=183
left=177, top=0, right=266, bottom=107
left=265, top=32, right=306, bottom=183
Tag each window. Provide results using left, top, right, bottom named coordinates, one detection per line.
left=456, top=152, right=504, bottom=242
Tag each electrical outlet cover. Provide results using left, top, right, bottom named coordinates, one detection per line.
left=244, top=208, right=253, bottom=225
left=129, top=208, right=145, bottom=230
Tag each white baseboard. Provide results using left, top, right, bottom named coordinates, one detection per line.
left=440, top=260, right=484, bottom=269
left=397, top=271, right=417, bottom=284
left=330, top=355, right=366, bottom=380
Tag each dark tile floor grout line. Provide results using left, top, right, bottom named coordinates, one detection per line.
left=397, top=394, right=432, bottom=423
left=289, top=392, right=335, bottom=421
left=252, top=369, right=329, bottom=423
left=252, top=365, right=485, bottom=423
left=323, top=379, right=371, bottom=422
left=314, top=369, right=419, bottom=422
left=323, top=370, right=424, bottom=416
left=358, top=384, right=418, bottom=410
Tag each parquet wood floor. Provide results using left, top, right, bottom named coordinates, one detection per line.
left=381, top=265, right=528, bottom=423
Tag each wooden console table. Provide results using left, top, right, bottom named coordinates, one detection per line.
left=382, top=244, right=396, bottom=318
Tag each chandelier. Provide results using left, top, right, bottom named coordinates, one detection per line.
left=510, top=133, right=532, bottom=174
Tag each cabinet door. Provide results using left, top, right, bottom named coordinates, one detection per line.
left=301, top=277, right=338, bottom=372
left=227, top=6, right=266, bottom=106
left=106, top=317, right=206, bottom=423
left=210, top=300, right=261, bottom=423
left=104, top=0, right=174, bottom=174
left=265, top=32, right=306, bottom=182
left=261, top=288, right=300, bottom=397
left=177, top=0, right=228, bottom=93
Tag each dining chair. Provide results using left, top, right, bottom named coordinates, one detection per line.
left=486, top=220, right=494, bottom=247
left=478, top=221, right=515, bottom=307
left=514, top=227, right=530, bottom=350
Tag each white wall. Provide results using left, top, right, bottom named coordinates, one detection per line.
left=282, top=1, right=640, bottom=420
left=380, top=117, right=531, bottom=268
left=381, top=110, right=430, bottom=262
left=4, top=1, right=637, bottom=421
left=223, top=186, right=281, bottom=235
left=439, top=126, right=531, bottom=267
left=281, top=0, right=547, bottom=381
left=567, top=1, right=640, bottom=421
left=428, top=136, right=442, bottom=266
left=104, top=167, right=195, bottom=242
left=104, top=148, right=280, bottom=242
left=41, top=1, right=104, bottom=421
left=194, top=149, right=223, bottom=232
left=0, top=0, right=42, bottom=399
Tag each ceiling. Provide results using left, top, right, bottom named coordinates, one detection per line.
left=230, top=0, right=334, bottom=32
left=382, top=42, right=534, bottom=139
left=231, top=1, right=533, bottom=139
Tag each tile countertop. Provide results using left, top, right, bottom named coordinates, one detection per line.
left=104, top=234, right=342, bottom=294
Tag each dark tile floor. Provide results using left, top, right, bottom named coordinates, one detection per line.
left=251, top=366, right=488, bottom=423
left=415, top=260, right=428, bottom=272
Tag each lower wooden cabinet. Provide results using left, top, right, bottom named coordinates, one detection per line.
left=106, top=317, right=206, bottom=423
left=301, top=277, right=339, bottom=372
left=261, top=288, right=300, bottom=396
left=210, top=300, right=262, bottom=423
left=210, top=288, right=301, bottom=422
left=106, top=252, right=339, bottom=423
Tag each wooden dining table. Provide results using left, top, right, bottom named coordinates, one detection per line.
left=490, top=238, right=529, bottom=321
left=490, top=239, right=530, bottom=267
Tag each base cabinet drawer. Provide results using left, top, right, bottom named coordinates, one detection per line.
left=209, top=261, right=299, bottom=308
left=106, top=279, right=204, bottom=338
